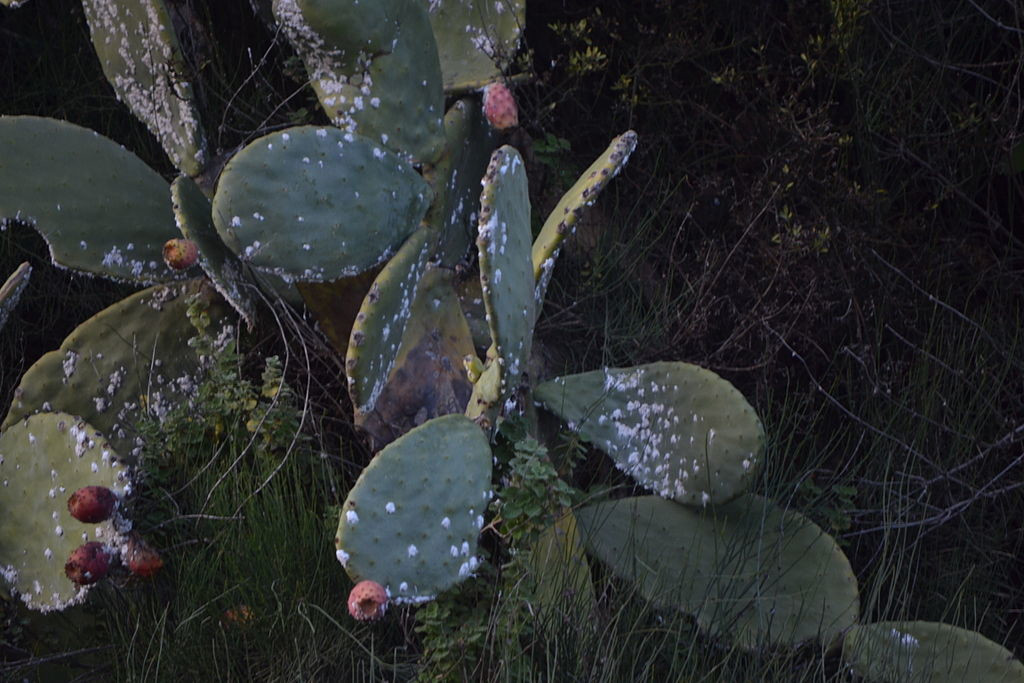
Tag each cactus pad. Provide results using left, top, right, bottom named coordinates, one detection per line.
left=476, top=146, right=535, bottom=405
left=355, top=264, right=476, bottom=450
left=535, top=362, right=764, bottom=507
left=212, top=125, right=432, bottom=282
left=425, top=98, right=497, bottom=268
left=532, top=131, right=637, bottom=307
left=842, top=621, right=1024, bottom=683
left=3, top=280, right=231, bottom=460
left=273, top=0, right=445, bottom=162
left=0, top=413, right=132, bottom=611
left=0, top=261, right=31, bottom=333
left=346, top=229, right=432, bottom=414
left=81, top=0, right=206, bottom=176
left=577, top=495, right=860, bottom=650
left=171, top=175, right=258, bottom=328
left=0, top=116, right=182, bottom=284
left=335, top=414, right=492, bottom=604
left=427, top=0, right=525, bottom=93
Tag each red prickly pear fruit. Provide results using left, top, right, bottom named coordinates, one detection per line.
left=347, top=580, right=388, bottom=621
left=162, top=238, right=199, bottom=270
left=64, top=542, right=111, bottom=585
left=67, top=486, right=117, bottom=523
left=123, top=534, right=163, bottom=578
left=483, top=82, right=518, bottom=131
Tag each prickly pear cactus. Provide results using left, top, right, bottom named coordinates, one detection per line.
left=576, top=494, right=860, bottom=650
left=536, top=362, right=764, bottom=507
left=81, top=0, right=206, bottom=176
left=346, top=229, right=433, bottom=416
left=427, top=0, right=526, bottom=93
left=842, top=621, right=1024, bottom=683
left=0, top=116, right=182, bottom=284
left=0, top=262, right=31, bottom=333
left=424, top=97, right=498, bottom=268
left=171, top=175, right=258, bottom=328
left=335, top=414, right=492, bottom=604
left=3, top=280, right=230, bottom=460
left=354, top=264, right=476, bottom=450
left=212, top=125, right=433, bottom=283
left=0, top=413, right=132, bottom=612
left=466, top=146, right=534, bottom=422
left=532, top=130, right=638, bottom=308
left=273, top=0, right=446, bottom=163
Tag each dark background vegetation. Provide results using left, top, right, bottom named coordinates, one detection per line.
left=2, top=0, right=1024, bottom=678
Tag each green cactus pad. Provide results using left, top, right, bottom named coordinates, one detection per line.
left=346, top=229, right=432, bottom=414
left=335, top=414, right=492, bottom=603
left=842, top=621, right=1024, bottom=683
left=532, top=131, right=637, bottom=308
left=0, top=413, right=132, bottom=612
left=425, top=98, right=498, bottom=268
left=273, top=0, right=445, bottom=163
left=528, top=510, right=595, bottom=614
left=577, top=494, right=860, bottom=650
left=355, top=264, right=476, bottom=450
left=171, top=175, right=257, bottom=328
left=427, top=0, right=525, bottom=93
left=0, top=261, right=31, bottom=333
left=535, top=362, right=764, bottom=507
left=476, top=146, right=535, bottom=403
left=465, top=357, right=502, bottom=426
left=212, top=125, right=432, bottom=283
left=81, top=0, right=206, bottom=176
left=0, top=116, right=182, bottom=284
left=3, top=280, right=231, bottom=461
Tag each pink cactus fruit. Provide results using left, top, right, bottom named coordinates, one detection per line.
left=348, top=580, right=388, bottom=621
left=67, top=485, right=117, bottom=523
left=64, top=542, right=112, bottom=585
left=162, top=238, right=199, bottom=270
left=483, top=81, right=519, bottom=130
left=123, top=533, right=164, bottom=578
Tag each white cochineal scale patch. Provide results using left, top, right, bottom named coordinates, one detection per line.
left=274, top=0, right=373, bottom=135
left=81, top=0, right=205, bottom=174
left=535, top=362, right=765, bottom=508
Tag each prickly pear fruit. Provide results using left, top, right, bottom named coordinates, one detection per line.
left=348, top=580, right=388, bottom=621
left=483, top=82, right=518, bottom=130
left=163, top=238, right=199, bottom=270
left=67, top=486, right=118, bottom=524
left=64, top=542, right=112, bottom=586
left=122, top=533, right=163, bottom=578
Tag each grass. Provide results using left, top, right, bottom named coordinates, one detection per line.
left=3, top=0, right=1024, bottom=680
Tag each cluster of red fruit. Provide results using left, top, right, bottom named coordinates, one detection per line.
left=63, top=485, right=163, bottom=585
